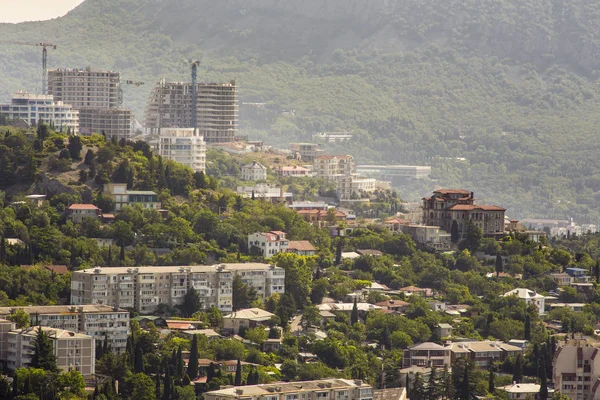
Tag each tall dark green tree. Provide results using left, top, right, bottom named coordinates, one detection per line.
left=595, top=259, right=600, bottom=283
left=134, top=345, right=144, bottom=373
left=426, top=367, right=438, bottom=399
left=513, top=353, right=523, bottom=383
left=495, top=253, right=503, bottom=277
left=350, top=298, right=359, bottom=325
left=234, top=359, right=242, bottom=386
left=207, top=362, right=216, bottom=383
left=539, top=352, right=548, bottom=400
left=488, top=367, right=495, bottom=394
left=67, top=136, right=83, bottom=160
left=460, top=363, right=470, bottom=400
left=410, top=372, right=425, bottom=400
left=30, top=327, right=58, bottom=372
left=232, top=274, right=257, bottom=311
left=179, top=288, right=202, bottom=317
left=176, top=345, right=185, bottom=380
left=450, top=220, right=460, bottom=244
left=188, top=334, right=199, bottom=379
left=524, top=314, right=531, bottom=341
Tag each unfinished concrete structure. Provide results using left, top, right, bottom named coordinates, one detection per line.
left=78, top=107, right=132, bottom=139
left=47, top=67, right=120, bottom=109
left=144, top=79, right=238, bottom=142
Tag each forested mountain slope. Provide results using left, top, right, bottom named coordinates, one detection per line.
left=2, top=0, right=600, bottom=221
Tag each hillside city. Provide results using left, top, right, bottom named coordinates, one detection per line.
left=0, top=10, right=598, bottom=400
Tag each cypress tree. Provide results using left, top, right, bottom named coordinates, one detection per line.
left=539, top=352, right=548, bottom=400
left=451, top=220, right=460, bottom=244
left=460, top=364, right=470, bottom=400
left=0, top=235, right=6, bottom=262
left=595, top=259, right=600, bottom=283
left=176, top=345, right=185, bottom=380
left=93, top=385, right=99, bottom=399
left=350, top=298, right=359, bottom=325
left=134, top=345, right=144, bottom=373
left=512, top=353, right=523, bottom=383
left=207, top=362, right=216, bottom=383
left=488, top=367, right=495, bottom=394
left=162, top=367, right=171, bottom=400
left=12, top=373, right=17, bottom=398
left=495, top=253, right=503, bottom=277
left=155, top=370, right=161, bottom=398
left=235, top=359, right=242, bottom=386
left=524, top=314, right=531, bottom=341
left=188, top=334, right=199, bottom=379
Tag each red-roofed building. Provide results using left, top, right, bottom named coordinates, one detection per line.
left=67, top=204, right=101, bottom=223
left=278, top=165, right=312, bottom=177
left=248, top=231, right=289, bottom=258
left=297, top=209, right=347, bottom=228
left=422, top=190, right=505, bottom=237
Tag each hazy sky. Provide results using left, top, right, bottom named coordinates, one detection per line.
left=0, top=0, right=85, bottom=23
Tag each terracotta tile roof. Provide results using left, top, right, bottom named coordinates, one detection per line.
left=68, top=204, right=99, bottom=210
left=447, top=204, right=506, bottom=211
left=376, top=300, right=409, bottom=308
left=385, top=218, right=411, bottom=225
left=287, top=241, right=316, bottom=252
left=434, top=189, right=470, bottom=195
left=166, top=321, right=196, bottom=330
left=280, top=166, right=309, bottom=172
left=44, top=265, right=69, bottom=274
left=102, top=213, right=116, bottom=219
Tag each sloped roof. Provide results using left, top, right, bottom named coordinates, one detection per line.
left=448, top=204, right=506, bottom=211
left=224, top=308, right=274, bottom=321
left=409, top=342, right=447, bottom=351
left=68, top=204, right=99, bottom=210
left=287, top=240, right=316, bottom=252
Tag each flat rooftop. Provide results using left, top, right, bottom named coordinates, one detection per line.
left=75, top=263, right=280, bottom=275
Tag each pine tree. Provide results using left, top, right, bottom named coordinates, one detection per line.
left=31, top=327, right=58, bottom=372
left=207, top=362, right=216, bottom=383
left=513, top=353, right=523, bottom=383
left=127, top=168, right=134, bottom=190
left=235, top=359, right=242, bottom=386
left=0, top=235, right=6, bottom=262
left=495, top=253, right=503, bottom=277
left=595, top=259, right=600, bottom=283
left=410, top=373, right=425, bottom=400
left=188, top=334, right=199, bottom=379
left=525, top=314, right=531, bottom=341
left=335, top=235, right=344, bottom=265
left=11, top=372, right=18, bottom=398
left=440, top=364, right=453, bottom=400
left=350, top=298, right=359, bottom=325
left=426, top=367, right=438, bottom=399
left=460, top=363, right=470, bottom=400
left=488, top=367, right=495, bottom=394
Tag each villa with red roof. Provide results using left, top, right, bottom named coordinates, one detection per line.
left=248, top=231, right=289, bottom=258
left=422, top=189, right=506, bottom=237
left=67, top=204, right=102, bottom=223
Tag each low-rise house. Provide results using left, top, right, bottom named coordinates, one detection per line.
left=497, top=383, right=542, bottom=399
left=507, top=339, right=529, bottom=349
left=223, top=308, right=275, bottom=334
left=93, top=238, right=115, bottom=248
left=400, top=286, right=433, bottom=298
left=134, top=316, right=167, bottom=329
left=287, top=240, right=317, bottom=256
left=384, top=218, right=411, bottom=232
left=429, top=301, right=447, bottom=312
left=402, top=342, right=451, bottom=368
left=262, top=337, right=283, bottom=352
left=565, top=267, right=591, bottom=283
left=551, top=272, right=573, bottom=287
left=24, top=194, right=46, bottom=207
left=448, top=341, right=523, bottom=368
left=341, top=251, right=361, bottom=260
left=435, top=323, right=453, bottom=338
left=248, top=231, right=289, bottom=259
left=502, top=288, right=545, bottom=315
left=5, top=238, right=24, bottom=247
left=400, top=224, right=452, bottom=250
left=182, top=329, right=221, bottom=340
left=549, top=303, right=586, bottom=313
left=103, top=183, right=160, bottom=211
left=317, top=303, right=382, bottom=313
left=279, top=166, right=311, bottom=177
left=166, top=320, right=197, bottom=330
left=242, top=161, right=267, bottom=181
left=376, top=300, right=409, bottom=314
left=222, top=360, right=259, bottom=373
left=356, top=249, right=383, bottom=257
left=297, top=209, right=347, bottom=228
left=67, top=204, right=101, bottom=222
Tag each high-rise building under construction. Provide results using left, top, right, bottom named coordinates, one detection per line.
left=144, top=79, right=238, bottom=143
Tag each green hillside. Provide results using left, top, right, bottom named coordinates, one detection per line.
left=2, top=0, right=600, bottom=221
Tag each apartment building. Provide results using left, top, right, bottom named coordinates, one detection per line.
left=71, top=263, right=285, bottom=314
left=402, top=342, right=452, bottom=368
left=0, top=92, right=79, bottom=133
left=144, top=79, right=238, bottom=142
left=7, top=326, right=95, bottom=376
left=313, top=155, right=355, bottom=181
left=223, top=308, right=275, bottom=334
left=0, top=305, right=130, bottom=355
left=553, top=337, right=600, bottom=400
left=0, top=320, right=15, bottom=362
left=242, top=161, right=267, bottom=181
left=204, top=379, right=374, bottom=400
left=47, top=68, right=120, bottom=109
left=337, top=175, right=377, bottom=200
left=78, top=107, right=132, bottom=139
left=103, top=183, right=160, bottom=211
left=290, top=143, right=324, bottom=161
left=67, top=204, right=102, bottom=222
left=447, top=340, right=522, bottom=368
left=422, top=189, right=506, bottom=237
left=248, top=231, right=289, bottom=259
left=158, top=128, right=206, bottom=172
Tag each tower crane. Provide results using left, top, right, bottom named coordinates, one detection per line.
left=0, top=40, right=57, bottom=94
left=118, top=80, right=144, bottom=106
left=189, top=60, right=200, bottom=131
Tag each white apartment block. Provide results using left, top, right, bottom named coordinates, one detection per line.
left=78, top=107, right=133, bottom=140
left=204, top=379, right=374, bottom=400
left=248, top=231, right=289, bottom=259
left=0, top=305, right=130, bottom=355
left=337, top=175, right=377, bottom=200
left=158, top=128, right=206, bottom=172
left=71, top=264, right=285, bottom=314
left=553, top=338, right=600, bottom=399
left=144, top=80, right=238, bottom=142
left=0, top=92, right=79, bottom=133
left=313, top=155, right=355, bottom=181
left=47, top=68, right=120, bottom=109
left=7, top=326, right=95, bottom=377
left=242, top=161, right=267, bottom=181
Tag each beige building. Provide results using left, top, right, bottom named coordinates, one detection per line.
left=144, top=80, right=238, bottom=142
left=402, top=342, right=452, bottom=368
left=204, top=379, right=374, bottom=400
left=67, top=204, right=101, bottom=222
left=337, top=175, right=376, bottom=200
left=0, top=305, right=129, bottom=355
left=400, top=224, right=452, bottom=250
left=248, top=231, right=289, bottom=259
left=158, top=128, right=206, bottom=172
left=0, top=320, right=15, bottom=362
left=313, top=155, right=355, bottom=181
left=103, top=183, right=160, bottom=211
left=47, top=68, right=120, bottom=109
left=78, top=107, right=133, bottom=139
left=7, top=326, right=95, bottom=376
left=71, top=263, right=285, bottom=314
left=223, top=308, right=275, bottom=334
left=0, top=92, right=79, bottom=133
left=242, top=161, right=267, bottom=181
left=290, top=143, right=324, bottom=162
left=422, top=189, right=505, bottom=237
left=553, top=337, right=600, bottom=399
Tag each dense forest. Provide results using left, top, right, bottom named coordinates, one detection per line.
left=2, top=0, right=600, bottom=221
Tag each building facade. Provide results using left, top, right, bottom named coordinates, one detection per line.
left=204, top=379, right=374, bottom=400
left=279, top=166, right=312, bottom=177
left=71, top=263, right=285, bottom=314
left=337, top=176, right=377, bottom=200
left=313, top=155, right=355, bottom=181
left=502, top=288, right=546, bottom=315
left=0, top=92, right=79, bottom=133
left=47, top=68, right=120, bottom=109
left=222, top=308, right=275, bottom=334
left=242, top=161, right=267, bottom=181
left=103, top=183, right=160, bottom=211
left=248, top=231, right=289, bottom=259
left=290, top=143, right=323, bottom=161
left=158, top=128, right=206, bottom=172
left=422, top=189, right=506, bottom=236
left=144, top=80, right=238, bottom=142
left=553, top=338, right=600, bottom=400
left=0, top=305, right=129, bottom=355
left=67, top=204, right=102, bottom=222
left=78, top=107, right=132, bottom=139
left=7, top=326, right=95, bottom=376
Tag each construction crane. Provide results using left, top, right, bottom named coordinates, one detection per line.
left=189, top=60, right=201, bottom=130
left=118, top=80, right=144, bottom=106
left=0, top=40, right=57, bottom=94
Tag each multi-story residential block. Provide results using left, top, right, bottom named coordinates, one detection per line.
left=502, top=288, right=546, bottom=315
left=47, top=68, right=120, bottom=109
left=553, top=337, right=600, bottom=399
left=313, top=155, right=355, bottom=181
left=402, top=342, right=452, bottom=368
left=290, top=143, right=324, bottom=161
left=0, top=320, right=15, bottom=362
left=158, top=128, right=206, bottom=172
left=71, top=263, right=285, bottom=314
left=144, top=79, right=238, bottom=142
left=67, top=204, right=102, bottom=222
left=248, top=231, right=289, bottom=259
left=204, top=379, right=375, bottom=400
left=355, top=165, right=432, bottom=180
left=337, top=175, right=377, bottom=200
left=447, top=341, right=522, bottom=368
left=565, top=267, right=591, bottom=283
left=103, top=183, right=160, bottom=211
left=422, top=189, right=505, bottom=237
left=241, top=161, right=267, bottom=181
left=7, top=326, right=95, bottom=376
left=0, top=305, right=130, bottom=355
left=0, top=92, right=79, bottom=133
left=78, top=107, right=132, bottom=139
left=222, top=308, right=275, bottom=334
left=400, top=224, right=452, bottom=250
left=312, top=132, right=353, bottom=143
